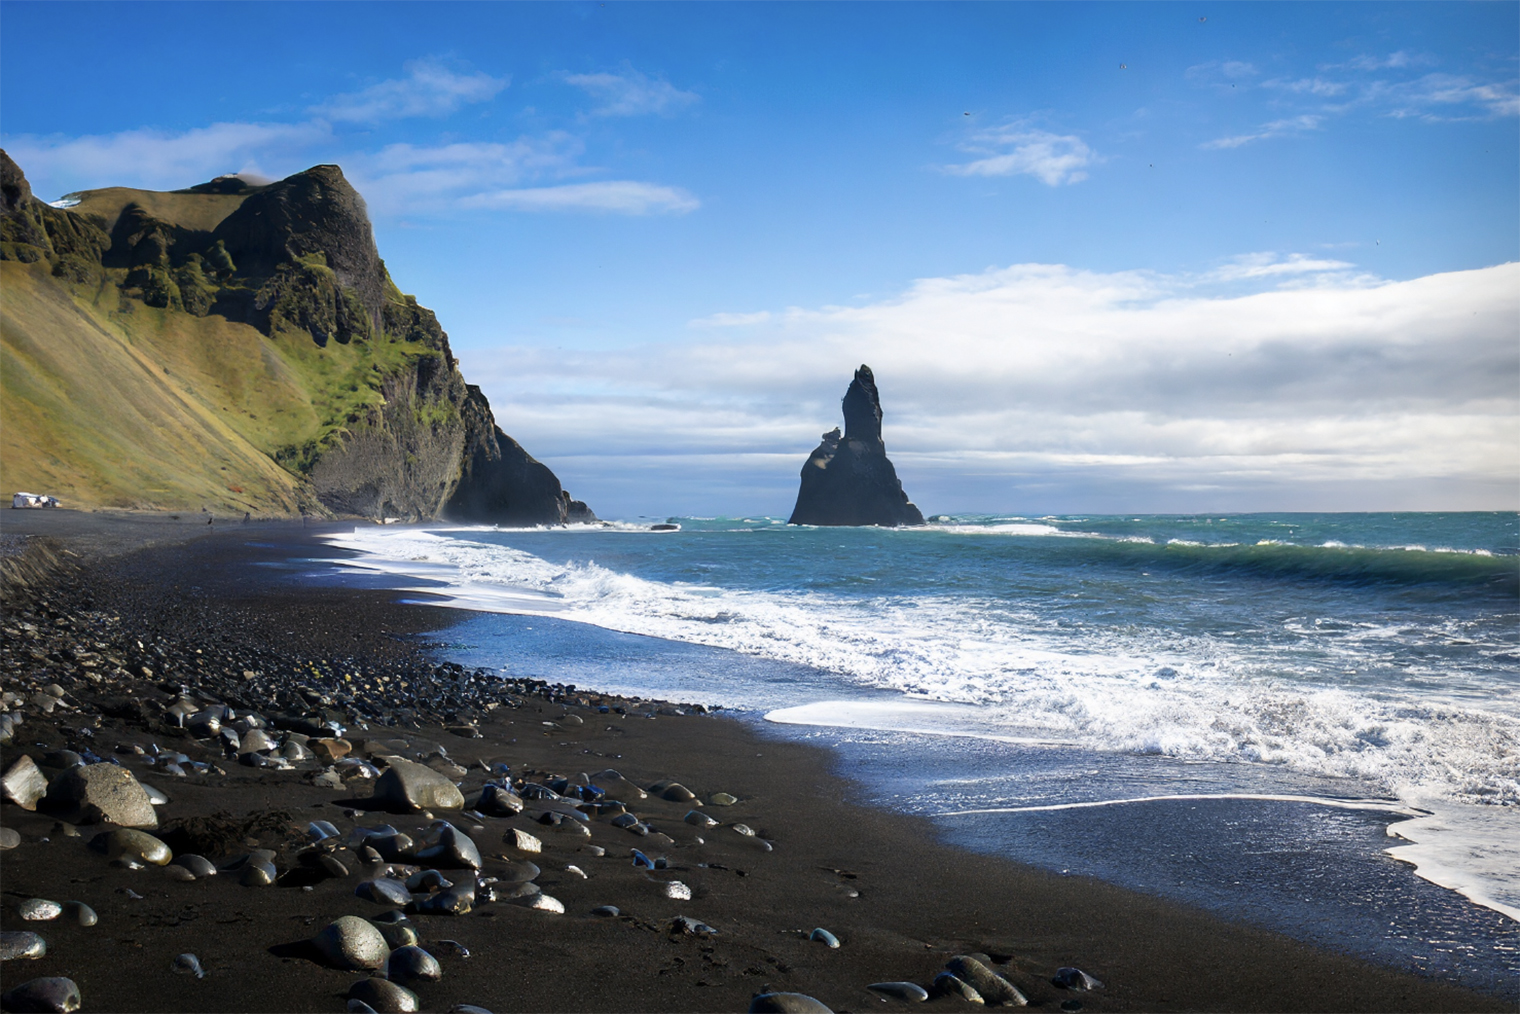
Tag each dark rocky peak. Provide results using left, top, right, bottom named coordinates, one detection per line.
left=212, top=164, right=384, bottom=326
left=181, top=173, right=266, bottom=196
left=1, top=149, right=33, bottom=214
left=841, top=365, right=884, bottom=446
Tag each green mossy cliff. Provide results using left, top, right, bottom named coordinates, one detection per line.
left=0, top=152, right=592, bottom=524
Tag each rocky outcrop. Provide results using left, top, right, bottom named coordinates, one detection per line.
left=0, top=153, right=592, bottom=524
left=788, top=365, right=924, bottom=527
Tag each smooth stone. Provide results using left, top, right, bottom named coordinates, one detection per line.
left=164, top=865, right=198, bottom=882
left=375, top=923, right=419, bottom=950
left=139, top=783, right=170, bottom=806
left=320, top=854, right=351, bottom=878
left=809, top=927, right=840, bottom=948
left=171, top=854, right=217, bottom=878
left=412, top=875, right=476, bottom=915
left=61, top=902, right=96, bottom=927
left=313, top=770, right=345, bottom=790
left=749, top=992, right=832, bottom=1013
left=503, top=828, right=541, bottom=853
left=347, top=977, right=419, bottom=1013
left=405, top=869, right=451, bottom=892
left=171, top=953, right=206, bottom=978
left=1052, top=967, right=1105, bottom=991
left=476, top=784, right=523, bottom=817
left=43, top=763, right=157, bottom=828
left=946, top=956, right=1026, bottom=1007
left=0, top=827, right=20, bottom=849
left=662, top=881, right=692, bottom=900
left=313, top=916, right=391, bottom=970
left=516, top=892, right=564, bottom=914
left=683, top=810, right=718, bottom=828
left=2, top=755, right=48, bottom=810
left=348, top=1003, right=379, bottom=1014
left=670, top=915, right=717, bottom=936
left=17, top=899, right=61, bottom=922
left=449, top=1007, right=493, bottom=1014
left=869, top=982, right=929, bottom=1002
left=932, top=972, right=984, bottom=1003
left=280, top=741, right=309, bottom=762
left=386, top=945, right=442, bottom=985
left=708, top=792, right=738, bottom=806
left=239, top=729, right=276, bottom=753
left=590, top=769, right=647, bottom=801
left=591, top=905, right=620, bottom=918
left=0, top=976, right=81, bottom=1013
left=434, top=939, right=469, bottom=958
left=371, top=758, right=465, bottom=813
left=356, top=879, right=413, bottom=907
left=362, top=831, right=415, bottom=862
left=0, top=931, right=47, bottom=961
left=416, top=822, right=481, bottom=869
left=658, top=782, right=696, bottom=802
left=312, top=738, right=353, bottom=762
left=240, top=859, right=278, bottom=886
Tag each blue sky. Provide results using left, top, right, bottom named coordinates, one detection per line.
left=3, top=2, right=1516, bottom=516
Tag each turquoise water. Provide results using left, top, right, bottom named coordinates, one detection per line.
left=320, top=512, right=1519, bottom=995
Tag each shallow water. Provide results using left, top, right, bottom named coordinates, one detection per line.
left=316, top=512, right=1519, bottom=997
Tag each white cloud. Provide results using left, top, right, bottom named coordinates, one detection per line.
left=1202, top=114, right=1323, bottom=149
left=2, top=121, right=329, bottom=197
left=945, top=127, right=1094, bottom=185
left=1185, top=60, right=1260, bottom=89
left=459, top=181, right=698, bottom=215
left=563, top=69, right=699, bottom=117
left=691, top=311, right=773, bottom=328
left=315, top=59, right=507, bottom=123
left=1263, top=77, right=1349, bottom=97
left=1383, top=74, right=1520, bottom=120
left=466, top=260, right=1519, bottom=513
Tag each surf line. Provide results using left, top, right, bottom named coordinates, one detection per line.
left=936, top=792, right=1428, bottom=818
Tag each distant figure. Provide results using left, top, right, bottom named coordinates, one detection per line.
left=207, top=516, right=213, bottom=525
left=242, top=512, right=251, bottom=524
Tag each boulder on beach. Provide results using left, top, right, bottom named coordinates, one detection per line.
left=787, top=365, right=925, bottom=527
left=370, top=758, right=465, bottom=812
left=42, top=763, right=157, bottom=828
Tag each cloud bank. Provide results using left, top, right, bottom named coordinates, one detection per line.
left=465, top=258, right=1519, bottom=514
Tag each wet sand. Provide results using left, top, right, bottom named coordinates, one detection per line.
left=0, top=511, right=1507, bottom=1013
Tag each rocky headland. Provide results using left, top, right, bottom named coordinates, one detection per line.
left=0, top=152, right=591, bottom=525
left=788, top=366, right=924, bottom=527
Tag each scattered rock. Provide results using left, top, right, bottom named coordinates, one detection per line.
left=1052, top=967, right=1104, bottom=991
left=684, top=810, right=718, bottom=828
left=371, top=758, right=465, bottom=813
left=503, top=828, right=541, bottom=853
left=0, top=827, right=19, bottom=849
left=356, top=879, right=413, bottom=907
left=591, top=905, right=620, bottom=918
left=16, top=899, right=60, bottom=922
left=170, top=854, right=217, bottom=879
left=657, top=781, right=696, bottom=802
left=416, top=822, right=481, bottom=869
left=312, top=916, right=391, bottom=970
left=2, top=755, right=48, bottom=810
left=708, top=792, right=738, bottom=806
left=0, top=976, right=81, bottom=1013
left=749, top=992, right=833, bottom=1013
left=347, top=976, right=419, bottom=1013
left=868, top=983, right=929, bottom=1002
left=932, top=972, right=984, bottom=1003
left=946, top=956, right=1026, bottom=1007
left=809, top=927, right=840, bottom=948
left=670, top=915, right=717, bottom=936
left=171, top=953, right=206, bottom=978
left=42, top=763, right=157, bottom=828
left=476, top=784, right=523, bottom=816
left=89, top=828, right=171, bottom=866
left=386, top=945, right=442, bottom=985
left=61, top=902, right=96, bottom=927
left=0, top=931, right=47, bottom=961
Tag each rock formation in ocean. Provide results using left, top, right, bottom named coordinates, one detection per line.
left=0, top=151, right=592, bottom=524
left=788, top=365, right=925, bottom=527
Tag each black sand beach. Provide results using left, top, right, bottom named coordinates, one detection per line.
left=0, top=511, right=1508, bottom=1013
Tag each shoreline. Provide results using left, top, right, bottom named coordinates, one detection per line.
left=0, top=514, right=1510, bottom=1012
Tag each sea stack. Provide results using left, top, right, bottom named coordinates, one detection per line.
left=788, top=365, right=925, bottom=527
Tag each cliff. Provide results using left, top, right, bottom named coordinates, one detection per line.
left=788, top=365, right=924, bottom=527
left=0, top=151, right=591, bottom=524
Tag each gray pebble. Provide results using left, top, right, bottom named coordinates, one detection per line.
left=683, top=810, right=718, bottom=828
left=171, top=953, right=205, bottom=978
left=61, top=902, right=96, bottom=927
left=0, top=827, right=20, bottom=849
left=374, top=922, right=419, bottom=950
left=448, top=1006, right=494, bottom=1014
left=356, top=878, right=413, bottom=907
left=347, top=976, right=419, bottom=1013
left=171, top=854, right=217, bottom=878
left=386, top=944, right=442, bottom=985
left=320, top=854, right=350, bottom=878
left=89, top=828, right=172, bottom=866
left=312, top=916, right=391, bottom=970
left=1052, top=967, right=1104, bottom=991
left=946, top=956, right=1025, bottom=1006
left=869, top=982, right=930, bottom=1002
left=416, top=822, right=481, bottom=869
left=932, top=972, right=984, bottom=1003
left=0, top=931, right=46, bottom=961
left=0, top=976, right=81, bottom=1012
left=404, top=869, right=451, bottom=892
left=591, top=905, right=620, bottom=917
left=348, top=1002, right=379, bottom=1014
left=240, top=859, right=277, bottom=886
left=17, top=899, right=61, bottom=922
left=671, top=915, right=717, bottom=936
left=809, top=927, right=840, bottom=948
left=708, top=792, right=738, bottom=806
left=749, top=992, right=832, bottom=1013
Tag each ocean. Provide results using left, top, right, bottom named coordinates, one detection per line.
left=316, top=512, right=1519, bottom=997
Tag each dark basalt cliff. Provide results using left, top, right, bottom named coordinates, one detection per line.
left=788, top=365, right=924, bottom=527
left=0, top=151, right=591, bottom=524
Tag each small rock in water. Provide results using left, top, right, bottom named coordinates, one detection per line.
left=171, top=953, right=206, bottom=978
left=17, top=899, right=62, bottom=922
left=0, top=931, right=47, bottom=961
left=503, top=828, right=541, bottom=853
left=946, top=956, right=1026, bottom=1007
left=385, top=944, right=442, bottom=985
left=0, top=976, right=81, bottom=1013
left=61, top=902, right=96, bottom=927
left=809, top=927, right=840, bottom=948
left=312, top=916, right=391, bottom=970
left=868, top=982, right=929, bottom=1002
left=88, top=828, right=172, bottom=866
left=1051, top=967, right=1104, bottom=991
left=749, top=992, right=833, bottom=1013
left=347, top=976, right=419, bottom=1013
left=0, top=827, right=20, bottom=849
left=708, top=792, right=738, bottom=806
left=932, top=972, right=984, bottom=1004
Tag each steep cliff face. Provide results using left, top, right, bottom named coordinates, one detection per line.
left=788, top=365, right=924, bottom=527
left=0, top=152, right=590, bottom=524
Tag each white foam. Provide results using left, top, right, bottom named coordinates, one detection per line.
left=1385, top=795, right=1520, bottom=922
left=937, top=792, right=1426, bottom=817
left=765, top=699, right=1072, bottom=745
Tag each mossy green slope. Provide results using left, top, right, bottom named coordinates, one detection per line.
left=0, top=153, right=589, bottom=522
